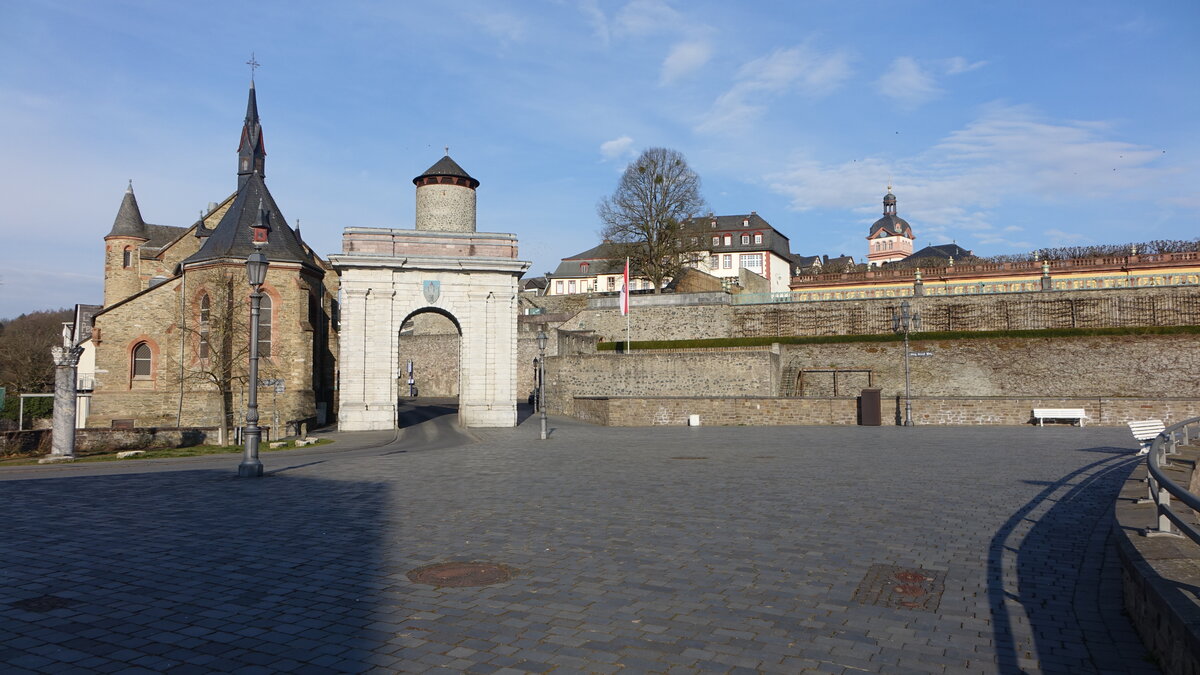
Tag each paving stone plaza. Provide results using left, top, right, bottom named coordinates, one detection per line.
left=1, top=409, right=1160, bottom=674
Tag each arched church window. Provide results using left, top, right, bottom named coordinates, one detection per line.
left=199, top=294, right=211, bottom=359
left=258, top=295, right=272, bottom=358
left=132, top=342, right=152, bottom=378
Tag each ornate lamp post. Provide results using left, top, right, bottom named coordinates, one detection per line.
left=536, top=329, right=548, bottom=440
left=239, top=202, right=271, bottom=477
left=892, top=299, right=921, bottom=427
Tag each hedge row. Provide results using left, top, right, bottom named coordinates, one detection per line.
left=596, top=324, right=1200, bottom=351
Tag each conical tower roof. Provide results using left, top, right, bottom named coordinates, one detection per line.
left=106, top=181, right=148, bottom=239
left=413, top=155, right=479, bottom=188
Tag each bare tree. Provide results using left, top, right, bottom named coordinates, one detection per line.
left=598, top=147, right=707, bottom=294
left=170, top=272, right=284, bottom=445
left=0, top=308, right=73, bottom=394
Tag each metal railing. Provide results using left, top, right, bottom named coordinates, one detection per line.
left=1144, top=416, right=1200, bottom=543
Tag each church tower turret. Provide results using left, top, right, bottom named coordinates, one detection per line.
left=237, top=80, right=266, bottom=190
left=865, top=185, right=915, bottom=267
left=413, top=153, right=479, bottom=233
left=103, top=181, right=149, bottom=306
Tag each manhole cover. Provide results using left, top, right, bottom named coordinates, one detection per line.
left=406, top=562, right=514, bottom=588
left=852, top=564, right=945, bottom=612
left=11, top=595, right=79, bottom=612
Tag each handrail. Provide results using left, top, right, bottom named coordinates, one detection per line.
left=1145, top=416, right=1200, bottom=543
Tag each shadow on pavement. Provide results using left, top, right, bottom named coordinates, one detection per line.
left=0, top=469, right=393, bottom=672
left=988, top=448, right=1154, bottom=673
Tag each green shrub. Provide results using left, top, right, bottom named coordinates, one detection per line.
left=0, top=394, right=53, bottom=426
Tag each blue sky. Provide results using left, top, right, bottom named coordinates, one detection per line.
left=1, top=0, right=1197, bottom=318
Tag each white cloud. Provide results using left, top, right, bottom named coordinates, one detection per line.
left=578, top=0, right=610, bottom=46
left=697, top=45, right=853, bottom=133
left=599, top=135, right=635, bottom=160
left=945, top=56, right=988, bottom=75
left=766, top=105, right=1180, bottom=248
left=660, top=40, right=712, bottom=85
left=614, top=0, right=682, bottom=37
left=878, top=57, right=940, bottom=109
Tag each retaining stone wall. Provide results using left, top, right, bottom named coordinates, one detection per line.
left=781, top=334, right=1200, bottom=399
left=574, top=396, right=1200, bottom=427
left=558, top=287, right=1200, bottom=343
left=546, top=349, right=780, bottom=417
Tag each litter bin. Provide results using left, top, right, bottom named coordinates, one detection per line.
left=859, top=388, right=882, bottom=426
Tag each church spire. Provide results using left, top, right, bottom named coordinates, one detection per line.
left=237, top=79, right=266, bottom=189
left=106, top=180, right=148, bottom=239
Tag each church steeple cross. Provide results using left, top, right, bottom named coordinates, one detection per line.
left=246, top=53, right=261, bottom=81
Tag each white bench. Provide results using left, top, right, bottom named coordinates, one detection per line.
left=1033, top=408, right=1088, bottom=427
left=1127, top=419, right=1165, bottom=456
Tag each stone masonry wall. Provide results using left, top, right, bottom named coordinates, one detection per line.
left=397, top=334, right=461, bottom=397
left=550, top=333, right=1199, bottom=425
left=781, top=334, right=1200, bottom=399
left=1, top=427, right=219, bottom=458
left=575, top=396, right=1200, bottom=427
left=415, top=184, right=476, bottom=233
left=545, top=348, right=780, bottom=417
left=557, top=287, right=1200, bottom=342
left=89, top=263, right=326, bottom=430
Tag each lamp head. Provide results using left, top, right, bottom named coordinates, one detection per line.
left=536, top=330, right=548, bottom=351
left=246, top=250, right=269, bottom=288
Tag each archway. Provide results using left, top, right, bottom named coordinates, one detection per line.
left=397, top=308, right=462, bottom=423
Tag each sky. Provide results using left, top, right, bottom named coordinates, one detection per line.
left=1, top=0, right=1197, bottom=319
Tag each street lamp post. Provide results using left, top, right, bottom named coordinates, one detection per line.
left=239, top=203, right=271, bottom=477
left=536, top=329, right=548, bottom=440
left=893, top=299, right=920, bottom=427
left=239, top=249, right=269, bottom=477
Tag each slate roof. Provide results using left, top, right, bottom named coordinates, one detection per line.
left=414, top=155, right=479, bottom=188
left=682, top=213, right=794, bottom=260
left=182, top=171, right=321, bottom=274
left=552, top=243, right=627, bottom=278
left=868, top=214, right=913, bottom=238
left=106, top=183, right=148, bottom=238
left=906, top=243, right=973, bottom=262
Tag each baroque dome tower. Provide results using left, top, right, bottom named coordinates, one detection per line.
left=866, top=186, right=915, bottom=266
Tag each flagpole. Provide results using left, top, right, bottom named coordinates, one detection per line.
left=623, top=257, right=631, bottom=354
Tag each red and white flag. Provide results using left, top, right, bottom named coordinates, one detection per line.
left=619, top=257, right=630, bottom=316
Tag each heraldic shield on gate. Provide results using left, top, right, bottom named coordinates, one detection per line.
left=422, top=280, right=440, bottom=304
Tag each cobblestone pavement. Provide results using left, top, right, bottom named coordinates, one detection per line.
left=1, top=409, right=1158, bottom=674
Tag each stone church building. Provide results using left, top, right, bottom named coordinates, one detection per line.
left=87, top=82, right=338, bottom=435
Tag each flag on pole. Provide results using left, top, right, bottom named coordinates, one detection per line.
left=619, top=257, right=630, bottom=316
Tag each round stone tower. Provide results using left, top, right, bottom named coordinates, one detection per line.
left=413, top=154, right=479, bottom=233
left=103, top=181, right=149, bottom=307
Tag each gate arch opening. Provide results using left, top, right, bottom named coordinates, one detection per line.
left=397, top=307, right=462, bottom=406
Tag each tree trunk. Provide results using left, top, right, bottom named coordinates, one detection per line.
left=217, top=388, right=231, bottom=446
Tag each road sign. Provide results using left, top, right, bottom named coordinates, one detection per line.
left=909, top=351, right=934, bottom=357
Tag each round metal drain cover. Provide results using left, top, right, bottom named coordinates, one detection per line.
left=407, top=562, right=514, bottom=588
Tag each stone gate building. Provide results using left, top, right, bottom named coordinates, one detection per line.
left=330, top=156, right=530, bottom=429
